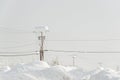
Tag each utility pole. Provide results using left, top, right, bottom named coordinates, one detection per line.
left=35, top=26, right=48, bottom=61
left=39, top=32, right=45, bottom=61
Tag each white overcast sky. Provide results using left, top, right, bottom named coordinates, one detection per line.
left=1, top=0, right=120, bottom=69
left=0, top=0, right=120, bottom=51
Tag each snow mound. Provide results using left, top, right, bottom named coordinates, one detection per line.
left=29, top=66, right=72, bottom=80
left=9, top=61, right=50, bottom=73
left=0, top=62, right=120, bottom=80
left=0, top=66, right=11, bottom=72
left=0, top=61, right=72, bottom=80
left=69, top=68, right=85, bottom=80
left=24, top=61, right=50, bottom=70
left=83, top=67, right=120, bottom=80
left=68, top=67, right=120, bottom=80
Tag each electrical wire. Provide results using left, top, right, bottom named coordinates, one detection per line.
left=46, top=39, right=120, bottom=41
left=0, top=26, right=33, bottom=34
left=0, top=49, right=120, bottom=57
left=0, top=42, right=36, bottom=49
left=0, top=53, right=34, bottom=57
left=0, top=51, right=39, bottom=57
left=45, top=50, right=120, bottom=53
left=0, top=51, right=36, bottom=53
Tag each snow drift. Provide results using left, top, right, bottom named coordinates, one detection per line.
left=0, top=61, right=120, bottom=80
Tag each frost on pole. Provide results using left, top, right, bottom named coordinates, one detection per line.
left=35, top=26, right=49, bottom=33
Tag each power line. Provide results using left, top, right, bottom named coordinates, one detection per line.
left=0, top=53, right=35, bottom=57
left=0, top=51, right=36, bottom=53
left=0, top=26, right=32, bottom=33
left=0, top=42, right=36, bottom=49
left=45, top=50, right=120, bottom=53
left=0, top=29, right=33, bottom=35
left=0, top=49, right=120, bottom=57
left=0, top=51, right=39, bottom=57
left=46, top=39, right=120, bottom=41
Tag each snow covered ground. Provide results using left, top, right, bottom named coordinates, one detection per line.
left=0, top=61, right=120, bottom=80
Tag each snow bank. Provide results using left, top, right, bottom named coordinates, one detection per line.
left=68, top=67, right=120, bottom=80
left=9, top=61, right=50, bottom=73
left=0, top=61, right=120, bottom=80
left=30, top=66, right=72, bottom=80
left=87, top=68, right=120, bottom=80
left=69, top=68, right=85, bottom=80
left=0, top=66, right=11, bottom=72
left=0, top=61, right=72, bottom=80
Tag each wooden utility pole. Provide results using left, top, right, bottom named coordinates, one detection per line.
left=40, top=32, right=45, bottom=61
left=35, top=26, right=48, bottom=61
